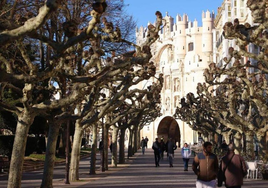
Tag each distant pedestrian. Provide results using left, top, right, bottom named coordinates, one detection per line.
left=218, top=144, right=248, bottom=188
left=192, top=141, right=218, bottom=188
left=99, top=140, right=104, bottom=169
left=145, top=136, right=149, bottom=148
left=152, top=138, right=160, bottom=167
left=109, top=143, right=113, bottom=153
left=166, top=138, right=177, bottom=167
left=140, top=137, right=146, bottom=155
left=181, top=143, right=191, bottom=171
left=159, top=138, right=166, bottom=159
left=99, top=140, right=103, bottom=151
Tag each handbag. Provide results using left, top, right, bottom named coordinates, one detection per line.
left=217, top=154, right=235, bottom=187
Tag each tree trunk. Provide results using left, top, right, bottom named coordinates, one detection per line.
left=7, top=113, right=34, bottom=188
left=137, top=127, right=141, bottom=149
left=245, top=131, right=255, bottom=160
left=133, top=126, right=138, bottom=153
left=59, top=130, right=66, bottom=156
left=41, top=122, right=60, bottom=188
left=90, top=124, right=97, bottom=174
left=103, top=124, right=109, bottom=170
left=65, top=120, right=70, bottom=184
left=131, top=129, right=135, bottom=155
left=119, top=128, right=126, bottom=164
left=69, top=122, right=83, bottom=181
left=256, top=131, right=268, bottom=162
left=111, top=125, right=119, bottom=167
left=128, top=128, right=133, bottom=158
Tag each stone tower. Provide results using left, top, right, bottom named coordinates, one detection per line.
left=137, top=11, right=214, bottom=147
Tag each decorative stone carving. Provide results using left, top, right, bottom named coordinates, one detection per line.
left=166, top=97, right=170, bottom=111
left=165, top=76, right=170, bottom=89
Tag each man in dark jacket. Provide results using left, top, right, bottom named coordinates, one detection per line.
left=166, top=138, right=177, bottom=167
left=140, top=137, right=146, bottom=155
left=192, top=141, right=218, bottom=188
left=152, top=138, right=161, bottom=167
left=159, top=138, right=166, bottom=159
left=99, top=140, right=104, bottom=170
left=220, top=144, right=248, bottom=188
left=144, top=136, right=149, bottom=148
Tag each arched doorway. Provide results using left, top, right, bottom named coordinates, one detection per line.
left=157, top=116, right=180, bottom=147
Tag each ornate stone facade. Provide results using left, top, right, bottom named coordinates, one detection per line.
left=137, top=11, right=214, bottom=147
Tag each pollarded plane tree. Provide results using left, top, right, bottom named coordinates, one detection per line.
left=42, top=0, right=137, bottom=186
left=174, top=66, right=252, bottom=153
left=194, top=79, right=250, bottom=153
left=200, top=51, right=267, bottom=158
left=173, top=88, right=227, bottom=144
left=217, top=0, right=268, bottom=160
left=181, top=49, right=267, bottom=156
left=0, top=0, right=163, bottom=186
left=0, top=1, right=134, bottom=188
left=198, top=0, right=268, bottom=159
left=176, top=0, right=268, bottom=159
left=124, top=75, right=163, bottom=157
left=96, top=72, right=163, bottom=166
left=68, top=10, right=163, bottom=180
left=134, top=75, right=163, bottom=149
left=70, top=65, right=163, bottom=178
left=102, top=75, right=163, bottom=168
left=69, top=69, right=154, bottom=177
left=173, top=72, right=241, bottom=143
left=0, top=2, right=109, bottom=188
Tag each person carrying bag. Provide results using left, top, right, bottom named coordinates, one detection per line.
left=218, top=144, right=248, bottom=188
left=217, top=154, right=234, bottom=187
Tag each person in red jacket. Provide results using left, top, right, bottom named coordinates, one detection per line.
left=192, top=141, right=219, bottom=188
left=220, top=144, right=248, bottom=188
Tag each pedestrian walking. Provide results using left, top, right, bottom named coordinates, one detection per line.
left=218, top=143, right=248, bottom=188
left=140, top=137, right=146, bottom=155
left=99, top=140, right=104, bottom=169
left=109, top=143, right=113, bottom=153
left=152, top=138, right=161, bottom=167
left=181, top=143, right=191, bottom=171
left=192, top=141, right=218, bottom=188
left=145, top=136, right=149, bottom=148
left=159, top=138, right=166, bottom=159
left=166, top=138, right=177, bottom=167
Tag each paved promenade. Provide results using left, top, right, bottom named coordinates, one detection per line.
left=0, top=148, right=268, bottom=187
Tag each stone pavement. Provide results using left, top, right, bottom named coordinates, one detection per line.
left=0, top=148, right=268, bottom=187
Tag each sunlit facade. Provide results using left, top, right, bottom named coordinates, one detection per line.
left=136, top=11, right=214, bottom=147
left=213, top=0, right=256, bottom=72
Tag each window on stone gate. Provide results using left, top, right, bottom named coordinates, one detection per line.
left=188, top=42, right=194, bottom=51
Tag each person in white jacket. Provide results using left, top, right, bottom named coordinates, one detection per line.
left=181, top=143, right=191, bottom=171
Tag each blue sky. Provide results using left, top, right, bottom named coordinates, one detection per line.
left=124, top=0, right=223, bottom=27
